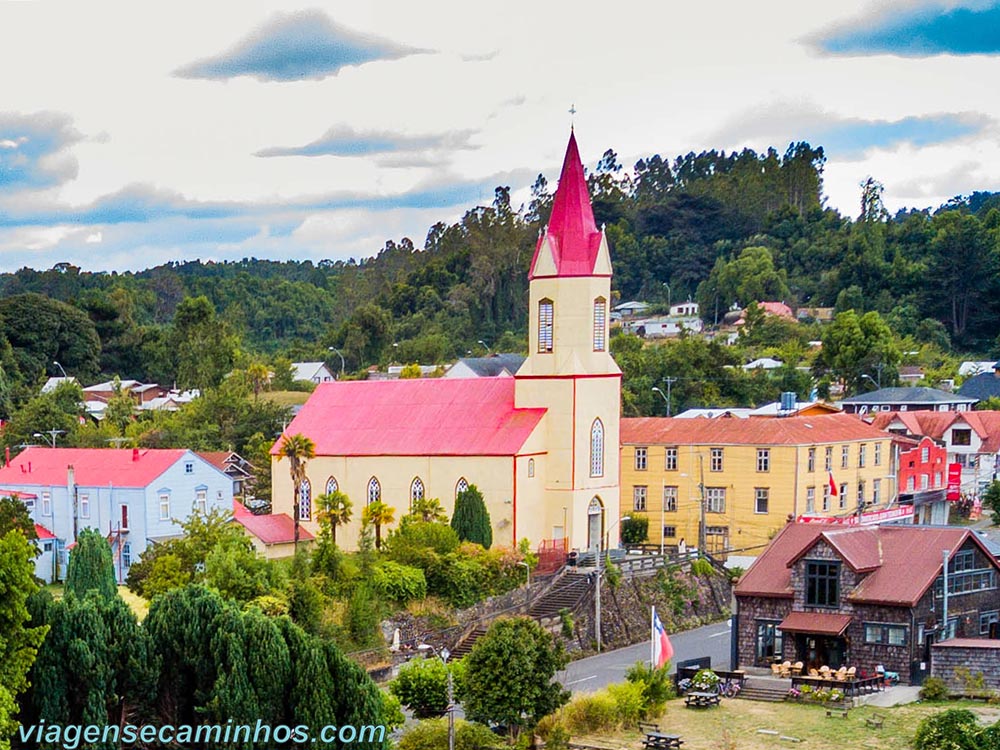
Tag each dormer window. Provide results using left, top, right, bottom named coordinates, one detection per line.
left=538, top=299, right=554, bottom=353
left=805, top=560, right=840, bottom=607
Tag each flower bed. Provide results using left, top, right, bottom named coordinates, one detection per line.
left=787, top=684, right=844, bottom=703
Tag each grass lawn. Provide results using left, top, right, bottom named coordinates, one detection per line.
left=45, top=583, right=150, bottom=620
left=260, top=390, right=312, bottom=407
left=575, top=698, right=1000, bottom=750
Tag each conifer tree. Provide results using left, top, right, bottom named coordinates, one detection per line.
left=65, top=527, right=117, bottom=601
left=0, top=531, right=47, bottom=750
left=450, top=484, right=492, bottom=549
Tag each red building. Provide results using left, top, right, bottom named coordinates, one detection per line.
left=898, top=436, right=949, bottom=524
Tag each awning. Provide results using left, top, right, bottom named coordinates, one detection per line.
left=778, top=611, right=852, bottom=636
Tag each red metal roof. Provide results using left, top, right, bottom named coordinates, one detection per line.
left=622, top=413, right=892, bottom=446
left=233, top=500, right=314, bottom=545
left=736, top=522, right=994, bottom=606
left=34, top=523, right=56, bottom=540
left=0, top=446, right=190, bottom=488
left=778, top=611, right=852, bottom=636
left=529, top=131, right=603, bottom=279
left=870, top=410, right=1000, bottom=454
left=271, top=378, right=546, bottom=457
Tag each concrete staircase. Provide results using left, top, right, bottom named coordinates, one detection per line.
left=528, top=571, right=593, bottom=620
left=449, top=625, right=489, bottom=660
left=738, top=678, right=791, bottom=703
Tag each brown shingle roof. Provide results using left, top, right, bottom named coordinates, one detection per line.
left=735, top=523, right=997, bottom=606
left=622, top=413, right=892, bottom=446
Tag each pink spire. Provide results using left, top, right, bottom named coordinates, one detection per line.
left=529, top=131, right=604, bottom=279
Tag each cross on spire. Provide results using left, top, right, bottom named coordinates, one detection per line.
left=569, top=103, right=577, bottom=129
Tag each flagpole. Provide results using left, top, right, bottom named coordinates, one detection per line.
left=650, top=605, right=655, bottom=669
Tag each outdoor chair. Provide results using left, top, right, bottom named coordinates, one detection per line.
left=771, top=663, right=782, bottom=677
left=792, top=661, right=804, bottom=676
left=846, top=667, right=857, bottom=680
left=780, top=661, right=792, bottom=677
left=808, top=668, right=819, bottom=677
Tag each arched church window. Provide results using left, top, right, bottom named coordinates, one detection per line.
left=326, top=476, right=338, bottom=494
left=410, top=477, right=425, bottom=508
left=528, top=458, right=535, bottom=478
left=590, top=419, right=604, bottom=477
left=538, top=299, right=554, bottom=353
left=456, top=477, right=469, bottom=498
left=367, top=477, right=381, bottom=505
left=298, top=478, right=312, bottom=521
left=593, top=297, right=607, bottom=351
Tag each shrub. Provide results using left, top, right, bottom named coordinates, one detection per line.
left=559, top=608, right=575, bottom=639
left=912, top=708, right=980, bottom=750
left=625, top=661, right=675, bottom=714
left=346, top=584, right=382, bottom=648
left=372, top=561, right=427, bottom=604
left=620, top=516, right=649, bottom=545
left=919, top=676, right=950, bottom=701
left=388, top=520, right=460, bottom=558
left=244, top=594, right=289, bottom=616
left=690, top=558, right=714, bottom=578
left=398, top=718, right=503, bottom=750
left=451, top=484, right=492, bottom=548
left=390, top=656, right=451, bottom=718
left=427, top=554, right=485, bottom=608
left=562, top=692, right=619, bottom=734
left=607, top=681, right=646, bottom=726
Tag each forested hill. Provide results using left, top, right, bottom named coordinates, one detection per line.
left=0, top=142, right=998, bottom=394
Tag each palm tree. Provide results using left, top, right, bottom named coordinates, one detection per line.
left=247, top=362, right=271, bottom=400
left=361, top=501, right=395, bottom=550
left=317, top=490, right=353, bottom=547
left=276, top=433, right=315, bottom=548
left=409, top=496, right=448, bottom=524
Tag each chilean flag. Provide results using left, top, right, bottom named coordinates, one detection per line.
left=652, top=607, right=674, bottom=669
left=828, top=471, right=838, bottom=497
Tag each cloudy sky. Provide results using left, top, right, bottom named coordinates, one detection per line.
left=1, top=0, right=999, bottom=272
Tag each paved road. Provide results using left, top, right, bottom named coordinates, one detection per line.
left=559, top=620, right=732, bottom=693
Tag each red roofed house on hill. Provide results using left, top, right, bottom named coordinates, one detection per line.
left=272, top=131, right=622, bottom=555
left=0, top=446, right=233, bottom=582
left=733, top=522, right=1000, bottom=685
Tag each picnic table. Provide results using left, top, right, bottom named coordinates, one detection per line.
left=684, top=691, right=721, bottom=708
left=642, top=731, right=684, bottom=748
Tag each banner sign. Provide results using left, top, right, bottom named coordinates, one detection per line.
left=947, top=463, right=963, bottom=501
left=797, top=505, right=914, bottom=526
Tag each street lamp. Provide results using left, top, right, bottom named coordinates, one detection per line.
left=327, top=347, right=345, bottom=379
left=33, top=429, right=65, bottom=448
left=652, top=379, right=676, bottom=417
left=477, top=340, right=491, bottom=354
left=52, top=361, right=68, bottom=378
left=518, top=560, right=530, bottom=587
left=662, top=283, right=671, bottom=311
left=416, top=644, right=454, bottom=750
left=595, top=515, right=630, bottom=653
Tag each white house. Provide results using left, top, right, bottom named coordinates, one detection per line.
left=292, top=362, right=336, bottom=384
left=0, top=447, right=232, bottom=583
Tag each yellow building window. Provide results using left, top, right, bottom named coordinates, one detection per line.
left=875, top=443, right=883, bottom=465
left=706, top=487, right=726, bottom=513
left=635, top=447, right=648, bottom=471
left=665, top=447, right=678, bottom=471
left=756, top=449, right=770, bottom=472
left=859, top=443, right=867, bottom=468
left=825, top=446, right=833, bottom=471
left=633, top=486, right=647, bottom=511
left=754, top=488, right=769, bottom=514
left=807, top=487, right=816, bottom=513
left=663, top=486, right=678, bottom=512
left=710, top=448, right=724, bottom=472
left=807, top=448, right=816, bottom=472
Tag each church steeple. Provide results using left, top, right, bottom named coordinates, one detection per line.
left=529, top=131, right=609, bottom=280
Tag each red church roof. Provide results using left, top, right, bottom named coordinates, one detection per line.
left=271, top=378, right=546, bottom=457
left=529, top=131, right=604, bottom=279
left=233, top=501, right=313, bottom=545
left=0, top=446, right=191, bottom=488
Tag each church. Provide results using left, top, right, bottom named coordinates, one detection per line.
left=271, top=132, right=622, bottom=554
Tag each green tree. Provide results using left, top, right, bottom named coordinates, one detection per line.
left=390, top=656, right=452, bottom=718
left=202, top=535, right=274, bottom=603
left=170, top=295, right=239, bottom=391
left=276, top=433, right=315, bottom=549
left=696, top=245, right=790, bottom=312
left=362, top=501, right=396, bottom=550
left=408, top=496, right=448, bottom=524
left=620, top=516, right=649, bottom=546
left=0, top=497, right=37, bottom=541
left=0, top=531, right=48, bottom=750
left=462, top=617, right=569, bottom=741
left=451, top=485, right=492, bottom=549
left=1, top=381, right=84, bottom=452
left=65, top=528, right=117, bottom=601
left=317, top=490, right=353, bottom=547
left=103, top=376, right=136, bottom=434
left=984, top=481, right=1000, bottom=526
left=813, top=309, right=901, bottom=393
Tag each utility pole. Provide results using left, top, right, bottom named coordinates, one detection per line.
left=941, top=549, right=950, bottom=640
left=698, top=455, right=707, bottom=555
left=663, top=377, right=676, bottom=417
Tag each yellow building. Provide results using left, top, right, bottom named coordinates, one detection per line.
left=620, top=414, right=897, bottom=560
left=271, top=131, right=621, bottom=554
